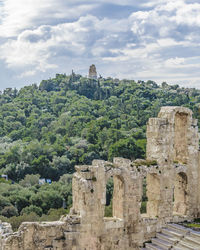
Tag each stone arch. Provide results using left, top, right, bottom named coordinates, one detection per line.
left=173, top=172, right=188, bottom=215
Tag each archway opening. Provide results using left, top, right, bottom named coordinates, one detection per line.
left=104, top=175, right=124, bottom=219
left=105, top=177, right=113, bottom=217
left=173, top=172, right=188, bottom=215
left=140, top=177, right=147, bottom=214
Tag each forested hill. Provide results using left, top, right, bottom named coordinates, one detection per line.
left=0, top=73, right=200, bottom=181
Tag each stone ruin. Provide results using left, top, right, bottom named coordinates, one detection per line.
left=88, top=64, right=97, bottom=79
left=0, top=106, right=200, bottom=249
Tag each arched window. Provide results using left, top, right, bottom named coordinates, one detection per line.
left=140, top=177, right=147, bottom=214
left=105, top=177, right=113, bottom=217
left=104, top=175, right=124, bottom=219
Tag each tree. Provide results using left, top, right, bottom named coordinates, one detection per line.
left=51, top=156, right=71, bottom=177
left=19, top=174, right=40, bottom=187
left=3, top=162, right=32, bottom=181
left=1, top=206, right=18, bottom=218
left=0, top=195, right=11, bottom=210
left=21, top=205, right=42, bottom=216
left=108, top=138, right=144, bottom=161
left=30, top=190, right=63, bottom=213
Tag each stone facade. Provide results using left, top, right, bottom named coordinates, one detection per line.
left=0, top=106, right=200, bottom=249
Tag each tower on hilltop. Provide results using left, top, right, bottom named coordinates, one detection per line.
left=88, top=64, right=97, bottom=79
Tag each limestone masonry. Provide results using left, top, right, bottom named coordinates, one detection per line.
left=1, top=106, right=200, bottom=249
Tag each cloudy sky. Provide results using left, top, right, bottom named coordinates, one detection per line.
left=0, top=0, right=200, bottom=90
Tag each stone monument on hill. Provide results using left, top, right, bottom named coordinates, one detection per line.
left=88, top=64, right=97, bottom=79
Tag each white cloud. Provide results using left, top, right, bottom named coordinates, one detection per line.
left=165, top=57, right=185, bottom=67
left=19, top=70, right=37, bottom=78
left=0, top=14, right=131, bottom=74
left=0, top=0, right=200, bottom=88
left=0, top=0, right=96, bottom=37
left=0, top=31, right=57, bottom=71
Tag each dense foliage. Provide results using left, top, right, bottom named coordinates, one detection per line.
left=0, top=174, right=72, bottom=229
left=1, top=73, right=200, bottom=182
left=1, top=73, right=200, bottom=226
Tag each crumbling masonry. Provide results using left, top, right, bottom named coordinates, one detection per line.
left=1, top=106, right=200, bottom=249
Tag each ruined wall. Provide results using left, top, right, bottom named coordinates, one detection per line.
left=0, top=106, right=200, bottom=250
left=147, top=106, right=200, bottom=218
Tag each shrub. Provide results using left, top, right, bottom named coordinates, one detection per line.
left=140, top=201, right=147, bottom=214
left=0, top=196, right=11, bottom=210
left=19, top=174, right=40, bottom=187
left=40, top=208, right=69, bottom=221
left=8, top=212, right=40, bottom=231
left=21, top=205, right=42, bottom=216
left=104, top=203, right=112, bottom=217
left=1, top=206, right=18, bottom=218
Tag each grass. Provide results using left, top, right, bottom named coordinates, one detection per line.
left=187, top=223, right=200, bottom=228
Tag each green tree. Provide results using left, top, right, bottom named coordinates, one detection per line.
left=1, top=206, right=18, bottom=218
left=19, top=174, right=40, bottom=187
left=21, top=205, right=42, bottom=216
left=108, top=138, right=144, bottom=160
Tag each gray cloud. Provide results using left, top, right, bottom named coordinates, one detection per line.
left=0, top=0, right=200, bottom=89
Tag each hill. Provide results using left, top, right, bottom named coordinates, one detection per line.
left=0, top=73, right=200, bottom=181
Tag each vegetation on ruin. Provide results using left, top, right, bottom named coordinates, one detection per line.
left=183, top=219, right=200, bottom=230
left=105, top=177, right=113, bottom=217
left=187, top=223, right=200, bottom=228
left=1, top=72, right=200, bottom=224
left=184, top=218, right=200, bottom=229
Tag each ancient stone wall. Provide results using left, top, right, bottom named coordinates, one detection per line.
left=0, top=106, right=200, bottom=250
left=147, top=106, right=199, bottom=218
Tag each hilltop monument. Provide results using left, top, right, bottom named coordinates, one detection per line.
left=88, top=64, right=97, bottom=79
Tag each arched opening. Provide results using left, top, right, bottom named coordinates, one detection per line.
left=140, top=177, right=147, bottom=214
left=104, top=175, right=124, bottom=219
left=174, top=112, right=188, bottom=164
left=141, top=174, right=161, bottom=217
left=173, top=172, right=188, bottom=215
left=105, top=177, right=113, bottom=217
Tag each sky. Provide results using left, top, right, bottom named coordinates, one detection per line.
left=0, top=0, right=200, bottom=90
